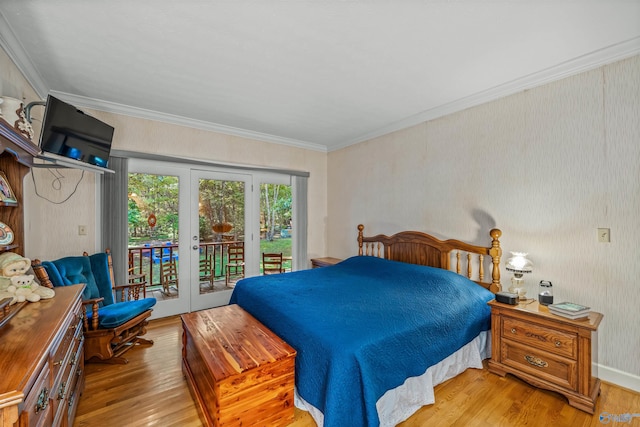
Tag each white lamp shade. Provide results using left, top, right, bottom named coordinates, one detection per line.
left=505, top=252, right=533, bottom=274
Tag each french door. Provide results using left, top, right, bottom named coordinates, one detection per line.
left=128, top=160, right=190, bottom=318
left=129, top=159, right=290, bottom=317
left=189, top=170, right=251, bottom=311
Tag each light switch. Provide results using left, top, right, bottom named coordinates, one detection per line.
left=597, top=228, right=610, bottom=243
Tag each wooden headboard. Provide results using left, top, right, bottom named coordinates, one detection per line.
left=357, top=224, right=502, bottom=293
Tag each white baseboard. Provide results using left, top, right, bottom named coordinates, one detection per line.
left=596, top=363, right=640, bottom=393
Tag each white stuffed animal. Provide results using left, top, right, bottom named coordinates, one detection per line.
left=0, top=252, right=55, bottom=305
left=7, top=274, right=55, bottom=303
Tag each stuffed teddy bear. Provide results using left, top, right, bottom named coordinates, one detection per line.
left=11, top=274, right=55, bottom=303
left=0, top=252, right=55, bottom=304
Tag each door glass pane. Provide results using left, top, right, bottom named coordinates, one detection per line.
left=198, top=178, right=245, bottom=291
left=128, top=173, right=180, bottom=300
left=260, top=183, right=292, bottom=274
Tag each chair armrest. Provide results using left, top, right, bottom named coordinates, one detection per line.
left=114, top=281, right=146, bottom=302
left=81, top=297, right=104, bottom=331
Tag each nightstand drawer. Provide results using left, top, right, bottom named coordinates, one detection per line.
left=502, top=340, right=577, bottom=390
left=502, top=316, right=577, bottom=359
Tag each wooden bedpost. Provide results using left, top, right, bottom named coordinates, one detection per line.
left=357, top=224, right=364, bottom=255
left=489, top=229, right=502, bottom=293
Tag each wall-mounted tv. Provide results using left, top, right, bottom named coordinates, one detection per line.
left=38, top=95, right=114, bottom=170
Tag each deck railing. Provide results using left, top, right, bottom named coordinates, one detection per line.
left=127, top=241, right=243, bottom=288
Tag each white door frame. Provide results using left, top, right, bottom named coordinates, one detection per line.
left=189, top=169, right=252, bottom=311
left=129, top=158, right=190, bottom=318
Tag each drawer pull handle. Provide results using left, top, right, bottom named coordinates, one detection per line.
left=511, top=328, right=516, bottom=334
left=525, top=355, right=548, bottom=368
left=35, top=387, right=49, bottom=414
left=555, top=340, right=561, bottom=347
left=58, top=381, right=67, bottom=400
left=53, top=359, right=64, bottom=366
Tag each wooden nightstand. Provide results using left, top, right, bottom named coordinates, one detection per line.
left=487, top=300, right=603, bottom=414
left=310, top=257, right=342, bottom=268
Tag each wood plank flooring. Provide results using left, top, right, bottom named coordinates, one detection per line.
left=74, top=316, right=640, bottom=427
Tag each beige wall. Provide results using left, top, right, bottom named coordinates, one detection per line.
left=327, top=55, right=640, bottom=383
left=0, top=47, right=327, bottom=265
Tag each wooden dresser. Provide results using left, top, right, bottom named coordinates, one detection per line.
left=0, top=284, right=85, bottom=427
left=487, top=299, right=603, bottom=414
left=181, top=304, right=296, bottom=427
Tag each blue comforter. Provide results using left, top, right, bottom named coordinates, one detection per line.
left=229, top=256, right=493, bottom=427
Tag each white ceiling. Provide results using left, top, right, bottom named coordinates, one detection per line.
left=1, top=1, right=639, bottom=152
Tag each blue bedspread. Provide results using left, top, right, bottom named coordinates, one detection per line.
left=229, top=256, right=493, bottom=427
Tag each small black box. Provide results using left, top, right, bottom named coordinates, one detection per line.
left=496, top=292, right=518, bottom=305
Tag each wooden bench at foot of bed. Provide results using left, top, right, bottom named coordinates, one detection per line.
left=181, top=304, right=297, bottom=427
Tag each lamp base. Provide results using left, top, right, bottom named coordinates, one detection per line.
left=509, top=277, right=528, bottom=300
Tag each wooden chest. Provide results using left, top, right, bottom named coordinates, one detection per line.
left=181, top=304, right=296, bottom=427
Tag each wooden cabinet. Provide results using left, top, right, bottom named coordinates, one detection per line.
left=0, top=285, right=86, bottom=427
left=310, top=257, right=342, bottom=268
left=0, top=107, right=85, bottom=427
left=487, top=300, right=603, bottom=414
left=0, top=117, right=40, bottom=257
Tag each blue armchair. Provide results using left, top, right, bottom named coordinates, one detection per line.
left=32, top=250, right=156, bottom=364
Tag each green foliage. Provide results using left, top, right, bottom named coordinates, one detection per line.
left=260, top=238, right=292, bottom=257
left=260, top=184, right=291, bottom=241
left=128, top=173, right=179, bottom=240
left=198, top=179, right=245, bottom=241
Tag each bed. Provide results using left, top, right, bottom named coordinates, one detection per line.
left=229, top=224, right=503, bottom=427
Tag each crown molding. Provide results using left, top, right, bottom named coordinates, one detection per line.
left=49, top=91, right=328, bottom=153
left=329, top=36, right=640, bottom=152
left=0, top=11, right=49, bottom=98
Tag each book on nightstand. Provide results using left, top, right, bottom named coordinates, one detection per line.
left=548, top=302, right=590, bottom=319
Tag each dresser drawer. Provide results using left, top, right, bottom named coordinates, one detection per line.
left=50, top=301, right=83, bottom=382
left=501, top=339, right=577, bottom=390
left=502, top=316, right=577, bottom=359
left=21, top=362, right=52, bottom=427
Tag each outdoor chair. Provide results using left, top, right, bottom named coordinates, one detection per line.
left=32, top=249, right=156, bottom=364
left=160, top=259, right=179, bottom=296
left=262, top=252, right=284, bottom=275
left=199, top=255, right=215, bottom=289
left=225, top=243, right=245, bottom=287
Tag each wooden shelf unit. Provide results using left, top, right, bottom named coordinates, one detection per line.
left=0, top=116, right=40, bottom=257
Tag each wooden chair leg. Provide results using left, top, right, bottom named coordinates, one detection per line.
left=136, top=337, right=154, bottom=346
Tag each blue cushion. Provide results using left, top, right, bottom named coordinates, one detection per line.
left=86, top=297, right=156, bottom=329
left=42, top=256, right=103, bottom=304
left=87, top=253, right=115, bottom=306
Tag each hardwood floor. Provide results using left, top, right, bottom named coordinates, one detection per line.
left=75, top=316, right=640, bottom=427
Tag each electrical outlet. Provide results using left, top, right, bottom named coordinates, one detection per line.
left=78, top=225, right=87, bottom=236
left=597, top=228, right=610, bottom=243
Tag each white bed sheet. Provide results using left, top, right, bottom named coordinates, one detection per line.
left=294, top=330, right=491, bottom=427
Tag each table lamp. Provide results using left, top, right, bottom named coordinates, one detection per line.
left=505, top=252, right=533, bottom=300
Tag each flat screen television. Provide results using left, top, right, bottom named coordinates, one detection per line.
left=38, top=95, right=114, bottom=170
